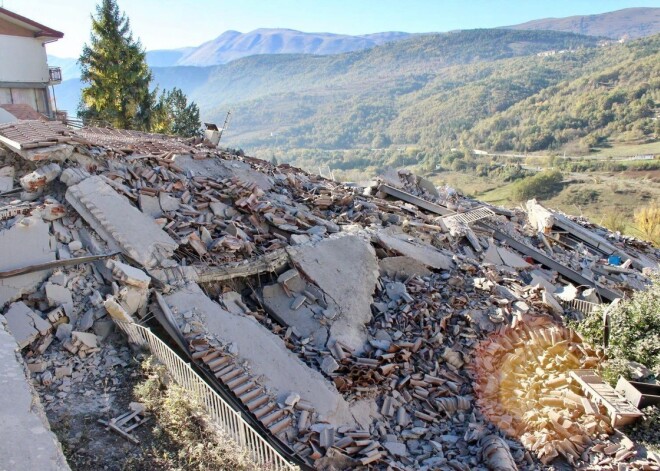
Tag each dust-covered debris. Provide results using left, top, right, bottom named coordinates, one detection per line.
left=0, top=121, right=658, bottom=470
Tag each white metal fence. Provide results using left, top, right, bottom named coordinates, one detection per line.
left=561, top=298, right=600, bottom=316
left=115, top=320, right=297, bottom=471
left=443, top=207, right=495, bottom=225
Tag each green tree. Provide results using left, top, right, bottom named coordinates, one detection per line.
left=152, top=88, right=202, bottom=137
left=78, top=0, right=154, bottom=130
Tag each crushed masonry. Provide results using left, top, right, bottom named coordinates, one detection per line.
left=0, top=120, right=658, bottom=470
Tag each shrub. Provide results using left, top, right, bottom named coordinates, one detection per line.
left=511, top=170, right=564, bottom=202
left=574, top=275, right=660, bottom=385
left=634, top=203, right=660, bottom=246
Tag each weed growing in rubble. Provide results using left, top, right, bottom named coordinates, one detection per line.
left=131, top=357, right=256, bottom=471
left=574, top=275, right=660, bottom=385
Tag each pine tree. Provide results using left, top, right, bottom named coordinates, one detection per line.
left=78, top=0, right=154, bottom=130
left=152, top=88, right=202, bottom=138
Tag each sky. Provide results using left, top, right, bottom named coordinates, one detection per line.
left=4, top=0, right=658, bottom=57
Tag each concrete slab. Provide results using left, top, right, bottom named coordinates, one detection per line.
left=497, top=246, right=531, bottom=269
left=482, top=243, right=503, bottom=266
left=379, top=256, right=431, bottom=279
left=287, top=235, right=379, bottom=353
left=376, top=227, right=453, bottom=271
left=0, top=217, right=56, bottom=308
left=66, top=176, right=178, bottom=268
left=262, top=283, right=329, bottom=348
left=0, top=323, right=70, bottom=470
left=165, top=283, right=356, bottom=427
left=3, top=302, right=40, bottom=348
left=173, top=154, right=273, bottom=191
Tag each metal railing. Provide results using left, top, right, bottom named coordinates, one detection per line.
left=561, top=298, right=600, bottom=316
left=444, top=207, right=496, bottom=225
left=114, top=320, right=296, bottom=471
left=48, top=67, right=62, bottom=84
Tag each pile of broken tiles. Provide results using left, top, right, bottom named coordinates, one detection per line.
left=1, top=120, right=659, bottom=470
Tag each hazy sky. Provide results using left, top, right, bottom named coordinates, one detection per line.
left=5, top=0, right=658, bottom=57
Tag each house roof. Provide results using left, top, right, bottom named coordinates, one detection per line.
left=0, top=7, right=64, bottom=39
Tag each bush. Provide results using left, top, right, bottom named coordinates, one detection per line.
left=511, top=170, right=564, bottom=202
left=574, top=275, right=660, bottom=385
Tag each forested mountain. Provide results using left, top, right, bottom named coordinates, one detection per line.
left=51, top=29, right=658, bottom=165
left=148, top=29, right=600, bottom=146
left=506, top=7, right=660, bottom=39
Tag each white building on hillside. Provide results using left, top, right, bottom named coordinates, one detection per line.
left=0, top=7, right=63, bottom=119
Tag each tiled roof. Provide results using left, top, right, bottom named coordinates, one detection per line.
left=0, top=120, right=73, bottom=150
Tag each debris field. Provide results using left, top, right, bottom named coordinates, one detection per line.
left=0, top=119, right=659, bottom=470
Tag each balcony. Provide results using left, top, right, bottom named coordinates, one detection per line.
left=48, top=66, right=62, bottom=84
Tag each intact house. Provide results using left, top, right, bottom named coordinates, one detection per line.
left=0, top=7, right=63, bottom=119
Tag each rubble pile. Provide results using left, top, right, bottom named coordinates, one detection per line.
left=0, top=120, right=659, bottom=470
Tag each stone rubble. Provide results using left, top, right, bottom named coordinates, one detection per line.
left=0, top=120, right=658, bottom=470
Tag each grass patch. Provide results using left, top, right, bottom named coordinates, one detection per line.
left=127, top=358, right=258, bottom=471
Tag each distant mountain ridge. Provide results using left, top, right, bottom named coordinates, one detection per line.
left=158, top=29, right=413, bottom=66
left=505, top=7, right=660, bottom=39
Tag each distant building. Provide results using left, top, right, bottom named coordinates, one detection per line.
left=0, top=8, right=63, bottom=119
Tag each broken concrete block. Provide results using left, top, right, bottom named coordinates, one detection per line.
left=0, top=217, right=56, bottom=308
left=530, top=273, right=556, bottom=293
left=482, top=243, right=503, bottom=265
left=554, top=283, right=578, bottom=302
left=71, top=331, right=97, bottom=349
left=68, top=240, right=83, bottom=252
left=41, top=201, right=66, bottom=221
left=285, top=393, right=301, bottom=407
left=55, top=365, right=72, bottom=379
left=66, top=176, right=178, bottom=268
left=106, top=260, right=150, bottom=289
left=103, top=296, right=134, bottom=323
left=45, top=283, right=73, bottom=315
left=19, top=163, right=61, bottom=192
left=138, top=193, right=162, bottom=218
left=320, top=356, right=340, bottom=375
left=2, top=302, right=40, bottom=348
left=0, top=166, right=14, bottom=192
left=55, top=323, right=72, bottom=343
left=542, top=289, right=564, bottom=315
left=376, top=227, right=453, bottom=270
left=497, top=247, right=531, bottom=269
left=59, top=167, right=91, bottom=187
left=159, top=192, right=180, bottom=212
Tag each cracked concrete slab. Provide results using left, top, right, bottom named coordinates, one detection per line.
left=0, top=217, right=56, bottom=309
left=66, top=176, right=178, bottom=268
left=375, top=226, right=453, bottom=271
left=165, top=283, right=356, bottom=427
left=0, top=322, right=70, bottom=470
left=286, top=235, right=379, bottom=353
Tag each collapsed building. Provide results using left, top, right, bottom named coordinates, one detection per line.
left=0, top=119, right=659, bottom=470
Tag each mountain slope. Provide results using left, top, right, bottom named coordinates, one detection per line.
left=506, top=7, right=660, bottom=39
left=175, top=28, right=413, bottom=66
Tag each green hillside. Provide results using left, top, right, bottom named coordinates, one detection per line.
left=176, top=31, right=658, bottom=164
